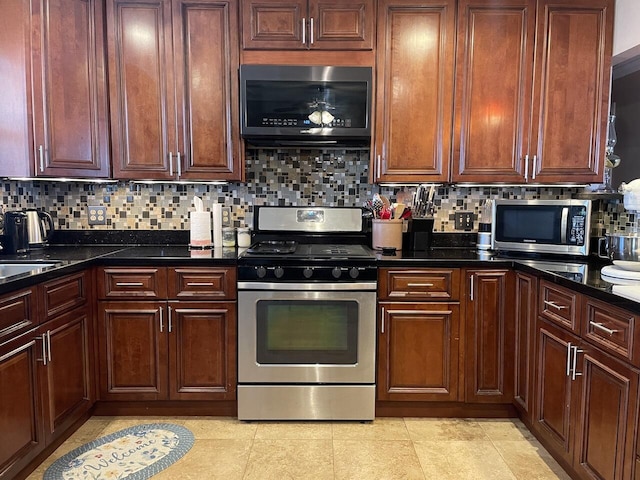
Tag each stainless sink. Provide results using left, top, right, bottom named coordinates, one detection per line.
left=0, top=263, right=58, bottom=279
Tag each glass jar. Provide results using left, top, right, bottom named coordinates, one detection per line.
left=237, top=227, right=251, bottom=247
left=222, top=227, right=236, bottom=247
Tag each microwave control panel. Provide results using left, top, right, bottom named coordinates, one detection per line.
left=569, top=207, right=587, bottom=245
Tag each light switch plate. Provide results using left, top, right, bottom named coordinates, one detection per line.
left=454, top=212, right=474, bottom=231
left=88, top=206, right=106, bottom=225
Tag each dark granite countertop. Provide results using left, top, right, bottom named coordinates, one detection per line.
left=0, top=240, right=638, bottom=315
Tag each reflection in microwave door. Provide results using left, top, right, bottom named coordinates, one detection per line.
left=523, top=239, right=537, bottom=243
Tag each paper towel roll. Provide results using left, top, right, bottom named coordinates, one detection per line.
left=212, top=204, right=223, bottom=247
left=190, top=211, right=212, bottom=247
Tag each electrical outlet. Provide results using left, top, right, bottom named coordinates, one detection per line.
left=88, top=206, right=106, bottom=225
left=221, top=207, right=231, bottom=227
left=454, top=212, right=474, bottom=231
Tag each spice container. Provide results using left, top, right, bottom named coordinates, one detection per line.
left=237, top=227, right=252, bottom=247
left=222, top=227, right=236, bottom=247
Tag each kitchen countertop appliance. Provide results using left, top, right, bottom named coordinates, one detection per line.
left=24, top=209, right=54, bottom=248
left=237, top=206, right=377, bottom=421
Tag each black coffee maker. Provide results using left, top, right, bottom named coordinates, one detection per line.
left=2, top=211, right=30, bottom=254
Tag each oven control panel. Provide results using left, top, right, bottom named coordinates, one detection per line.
left=238, top=265, right=378, bottom=282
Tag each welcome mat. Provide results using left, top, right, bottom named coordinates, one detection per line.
left=44, top=423, right=195, bottom=480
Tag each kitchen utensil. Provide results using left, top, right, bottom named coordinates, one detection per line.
left=2, top=211, right=29, bottom=254
left=24, top=209, right=54, bottom=247
left=598, top=233, right=640, bottom=267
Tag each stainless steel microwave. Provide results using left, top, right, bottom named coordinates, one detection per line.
left=492, top=199, right=592, bottom=256
left=239, top=65, right=372, bottom=146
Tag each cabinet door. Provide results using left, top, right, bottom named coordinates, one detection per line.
left=107, top=0, right=177, bottom=180
left=465, top=269, right=514, bottom=403
left=373, top=0, right=455, bottom=183
left=31, top=0, right=110, bottom=178
left=174, top=0, right=242, bottom=181
left=451, top=0, right=534, bottom=183
left=0, top=331, right=44, bottom=480
left=534, top=319, right=579, bottom=466
left=98, top=301, right=168, bottom=400
left=573, top=346, right=638, bottom=480
left=378, top=302, right=460, bottom=401
left=529, top=0, right=613, bottom=183
left=309, top=0, right=375, bottom=50
left=514, top=272, right=537, bottom=419
left=39, top=307, right=93, bottom=444
left=168, top=301, right=236, bottom=400
left=241, top=0, right=307, bottom=49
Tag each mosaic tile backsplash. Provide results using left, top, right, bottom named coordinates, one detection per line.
left=0, top=149, right=629, bottom=235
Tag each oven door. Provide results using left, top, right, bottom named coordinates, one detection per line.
left=238, top=284, right=376, bottom=384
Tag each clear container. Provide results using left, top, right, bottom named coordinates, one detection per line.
left=222, top=227, right=236, bottom=247
left=237, top=227, right=251, bottom=247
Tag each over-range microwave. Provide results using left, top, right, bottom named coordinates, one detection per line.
left=239, top=65, right=372, bottom=146
left=492, top=199, right=592, bottom=256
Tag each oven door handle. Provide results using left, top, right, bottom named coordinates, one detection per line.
left=238, top=281, right=377, bottom=291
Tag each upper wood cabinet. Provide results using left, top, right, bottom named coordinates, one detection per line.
left=373, top=0, right=455, bottom=183
left=0, top=0, right=110, bottom=178
left=452, top=0, right=614, bottom=184
left=107, top=0, right=242, bottom=181
left=241, top=0, right=375, bottom=50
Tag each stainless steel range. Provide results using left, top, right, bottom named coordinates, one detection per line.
left=237, top=207, right=377, bottom=421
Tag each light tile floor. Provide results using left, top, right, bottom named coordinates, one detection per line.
left=27, top=416, right=572, bottom=480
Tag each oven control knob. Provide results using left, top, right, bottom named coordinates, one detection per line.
left=255, top=266, right=267, bottom=278
left=331, top=267, right=342, bottom=279
left=349, top=267, right=360, bottom=279
left=274, top=267, right=285, bottom=279
left=303, top=267, right=313, bottom=279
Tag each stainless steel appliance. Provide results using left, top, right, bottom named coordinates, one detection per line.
left=24, top=209, right=54, bottom=247
left=492, top=199, right=591, bottom=256
left=237, top=207, right=377, bottom=421
left=239, top=65, right=372, bottom=146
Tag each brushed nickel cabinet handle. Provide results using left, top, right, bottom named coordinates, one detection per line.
left=407, top=283, right=434, bottom=287
left=187, top=282, right=215, bottom=287
left=177, top=151, right=182, bottom=178
left=302, top=18, right=306, bottom=44
left=589, top=321, right=618, bottom=335
left=169, top=151, right=174, bottom=176
left=524, top=154, right=529, bottom=181
left=566, top=342, right=572, bottom=376
left=310, top=17, right=314, bottom=44
left=116, top=282, right=144, bottom=287
left=380, top=306, right=385, bottom=334
left=159, top=307, right=164, bottom=333
left=387, top=310, right=452, bottom=315
left=470, top=275, right=474, bottom=301
left=532, top=155, right=537, bottom=180
left=377, top=155, right=381, bottom=177
left=543, top=300, right=567, bottom=310
left=46, top=331, right=51, bottom=362
left=38, top=145, right=44, bottom=172
left=168, top=305, right=172, bottom=333
left=36, top=333, right=47, bottom=365
left=571, top=345, right=584, bottom=380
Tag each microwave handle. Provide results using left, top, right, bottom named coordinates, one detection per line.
left=561, top=207, right=569, bottom=244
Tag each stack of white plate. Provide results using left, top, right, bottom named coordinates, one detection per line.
left=601, top=262, right=640, bottom=285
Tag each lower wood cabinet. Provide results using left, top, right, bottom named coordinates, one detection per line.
left=464, top=269, right=514, bottom=403
left=0, top=330, right=44, bottom=480
left=534, top=318, right=638, bottom=480
left=377, top=302, right=460, bottom=401
left=96, top=266, right=237, bottom=402
left=513, top=271, right=537, bottom=422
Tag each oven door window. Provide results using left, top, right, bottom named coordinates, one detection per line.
left=256, top=300, right=358, bottom=365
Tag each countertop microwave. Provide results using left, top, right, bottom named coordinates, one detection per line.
left=492, top=199, right=592, bottom=256
left=239, top=65, right=372, bottom=146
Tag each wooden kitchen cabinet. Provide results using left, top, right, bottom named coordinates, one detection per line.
left=241, top=0, right=374, bottom=50
left=372, top=0, right=455, bottom=183
left=377, top=268, right=461, bottom=402
left=513, top=271, right=537, bottom=421
left=107, top=0, right=242, bottom=181
left=452, top=0, right=613, bottom=183
left=0, top=0, right=110, bottom=178
left=534, top=318, right=638, bottom=480
left=97, top=266, right=237, bottom=401
left=464, top=269, right=514, bottom=403
left=0, top=330, right=44, bottom=480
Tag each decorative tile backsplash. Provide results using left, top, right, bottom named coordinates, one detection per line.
left=0, top=149, right=629, bottom=235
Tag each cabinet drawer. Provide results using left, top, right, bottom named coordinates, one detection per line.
left=169, top=267, right=236, bottom=299
left=98, top=267, right=167, bottom=299
left=378, top=269, right=460, bottom=300
left=583, top=298, right=639, bottom=366
left=40, top=271, right=88, bottom=321
left=538, top=280, right=580, bottom=333
left=0, top=288, right=36, bottom=343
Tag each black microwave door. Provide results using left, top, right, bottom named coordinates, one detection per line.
left=495, top=206, right=565, bottom=245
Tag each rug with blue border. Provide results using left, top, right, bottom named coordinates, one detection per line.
left=43, top=423, right=195, bottom=480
